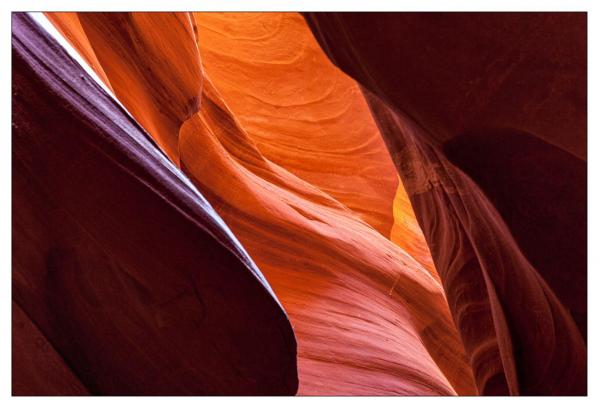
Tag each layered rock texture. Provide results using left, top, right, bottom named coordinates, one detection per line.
left=12, top=11, right=586, bottom=396
left=305, top=12, right=587, bottom=395
left=12, top=13, right=297, bottom=395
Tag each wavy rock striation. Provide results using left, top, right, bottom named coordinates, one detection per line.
left=12, top=13, right=297, bottom=395
left=304, top=12, right=587, bottom=395
left=44, top=11, right=475, bottom=395
left=193, top=12, right=439, bottom=278
left=15, top=11, right=586, bottom=396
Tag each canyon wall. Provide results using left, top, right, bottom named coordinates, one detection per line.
left=12, top=13, right=297, bottom=395
left=42, top=12, right=476, bottom=395
left=12, top=11, right=586, bottom=396
left=304, top=12, right=587, bottom=395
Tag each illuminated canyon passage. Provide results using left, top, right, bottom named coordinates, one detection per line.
left=12, top=12, right=586, bottom=396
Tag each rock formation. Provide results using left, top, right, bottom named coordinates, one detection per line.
left=12, top=13, right=297, bottom=395
left=12, top=11, right=586, bottom=396
left=304, top=12, right=587, bottom=395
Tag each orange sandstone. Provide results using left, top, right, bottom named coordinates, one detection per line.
left=45, top=12, right=475, bottom=395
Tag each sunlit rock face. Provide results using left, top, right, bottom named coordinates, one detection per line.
left=48, top=12, right=203, bottom=163
left=12, top=10, right=586, bottom=396
left=304, top=12, right=587, bottom=395
left=43, top=11, right=475, bottom=395
left=193, top=13, right=439, bottom=278
left=12, top=13, right=297, bottom=396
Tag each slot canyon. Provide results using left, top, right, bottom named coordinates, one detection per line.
left=12, top=11, right=587, bottom=396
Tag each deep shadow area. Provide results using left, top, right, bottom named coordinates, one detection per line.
left=444, top=128, right=587, bottom=340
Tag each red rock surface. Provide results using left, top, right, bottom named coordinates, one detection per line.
left=12, top=302, right=88, bottom=395
left=305, top=12, right=587, bottom=395
left=44, top=12, right=474, bottom=395
left=193, top=13, right=439, bottom=278
left=49, top=12, right=203, bottom=163
left=13, top=11, right=586, bottom=396
left=12, top=13, right=297, bottom=395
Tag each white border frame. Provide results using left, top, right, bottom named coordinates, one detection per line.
left=2, top=1, right=595, bottom=406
